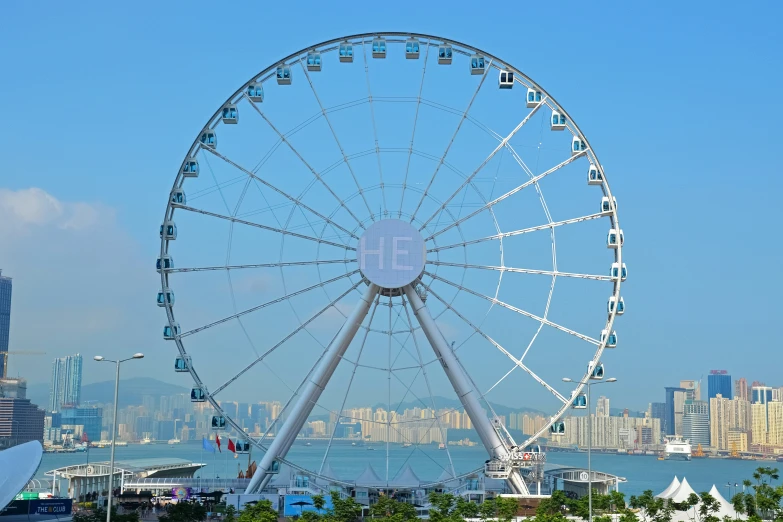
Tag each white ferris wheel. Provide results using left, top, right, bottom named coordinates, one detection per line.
left=157, top=32, right=625, bottom=495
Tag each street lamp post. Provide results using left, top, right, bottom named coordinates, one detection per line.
left=94, top=353, right=143, bottom=522
left=563, top=375, right=617, bottom=522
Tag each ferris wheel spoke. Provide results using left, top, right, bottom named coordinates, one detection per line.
left=177, top=204, right=354, bottom=251
left=424, top=271, right=599, bottom=345
left=296, top=63, right=375, bottom=222
left=425, top=286, right=568, bottom=405
left=319, top=294, right=382, bottom=474
left=398, top=41, right=430, bottom=219
left=424, top=152, right=585, bottom=241
left=200, top=145, right=360, bottom=242
left=361, top=39, right=388, bottom=217
left=400, top=295, right=457, bottom=477
left=409, top=58, right=493, bottom=223
left=418, top=98, right=546, bottom=232
left=166, top=259, right=356, bottom=274
left=426, top=261, right=613, bottom=282
left=427, top=212, right=604, bottom=253
left=179, top=270, right=359, bottom=339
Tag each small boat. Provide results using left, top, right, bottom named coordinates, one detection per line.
left=305, top=442, right=312, bottom=446
left=168, top=438, right=181, bottom=445
left=438, top=443, right=446, bottom=450
left=402, top=443, right=412, bottom=448
left=140, top=437, right=151, bottom=445
left=366, top=446, right=375, bottom=451
left=351, top=442, right=357, bottom=446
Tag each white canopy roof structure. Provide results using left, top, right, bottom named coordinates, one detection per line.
left=656, top=476, right=681, bottom=499
left=667, top=477, right=698, bottom=503
left=708, top=485, right=745, bottom=519
left=0, top=441, right=43, bottom=510
left=353, top=465, right=386, bottom=487
left=315, top=463, right=339, bottom=486
left=390, top=465, right=421, bottom=488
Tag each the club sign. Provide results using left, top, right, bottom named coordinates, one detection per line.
left=356, top=219, right=426, bottom=288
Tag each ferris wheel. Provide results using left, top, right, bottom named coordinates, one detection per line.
left=157, top=32, right=625, bottom=495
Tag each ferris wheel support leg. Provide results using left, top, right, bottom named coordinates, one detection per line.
left=403, top=284, right=530, bottom=496
left=245, top=282, right=379, bottom=493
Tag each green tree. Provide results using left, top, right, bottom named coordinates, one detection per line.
left=629, top=490, right=674, bottom=522
left=479, top=498, right=497, bottom=522
left=453, top=497, right=479, bottom=520
left=224, top=505, right=237, bottom=522
left=370, top=496, right=417, bottom=522
left=495, top=497, right=519, bottom=522
left=74, top=509, right=139, bottom=522
left=313, top=495, right=326, bottom=513
left=427, top=493, right=462, bottom=522
left=237, top=500, right=277, bottom=522
left=327, top=490, right=363, bottom=522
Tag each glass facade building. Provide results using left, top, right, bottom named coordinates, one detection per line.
left=49, top=354, right=83, bottom=412
left=0, top=270, right=12, bottom=379
left=683, top=399, right=710, bottom=446
left=708, top=370, right=732, bottom=400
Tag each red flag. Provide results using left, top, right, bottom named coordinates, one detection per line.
left=216, top=435, right=222, bottom=453
left=228, top=438, right=236, bottom=453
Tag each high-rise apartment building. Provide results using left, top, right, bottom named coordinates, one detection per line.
left=710, top=394, right=750, bottom=450
left=735, top=378, right=749, bottom=401
left=0, top=270, right=12, bottom=379
left=708, top=370, right=732, bottom=400
left=682, top=400, right=710, bottom=446
left=752, top=386, right=773, bottom=405
left=49, top=354, right=83, bottom=412
left=650, top=402, right=666, bottom=434
left=596, top=396, right=610, bottom=417
left=664, top=387, right=686, bottom=436
left=0, top=396, right=45, bottom=449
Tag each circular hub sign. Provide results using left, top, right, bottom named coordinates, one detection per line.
left=356, top=219, right=426, bottom=289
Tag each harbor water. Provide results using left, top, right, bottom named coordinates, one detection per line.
left=36, top=442, right=770, bottom=498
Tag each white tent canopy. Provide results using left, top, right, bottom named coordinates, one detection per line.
left=708, top=484, right=745, bottom=519
left=667, top=477, right=698, bottom=503
left=656, top=476, right=681, bottom=499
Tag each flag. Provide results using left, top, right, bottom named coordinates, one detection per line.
left=228, top=438, right=236, bottom=453
left=216, top=434, right=222, bottom=453
left=202, top=437, right=215, bottom=453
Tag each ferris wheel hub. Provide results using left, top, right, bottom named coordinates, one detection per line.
left=356, top=219, right=426, bottom=290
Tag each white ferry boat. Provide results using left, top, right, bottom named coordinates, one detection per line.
left=139, top=437, right=151, bottom=445
left=665, top=437, right=692, bottom=461
left=168, top=438, right=181, bottom=445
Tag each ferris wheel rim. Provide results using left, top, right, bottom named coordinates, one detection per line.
left=158, top=31, right=624, bottom=485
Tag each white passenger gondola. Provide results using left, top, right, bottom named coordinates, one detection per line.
left=572, top=393, right=587, bottom=409
left=526, top=88, right=542, bottom=108
left=469, top=54, right=485, bottom=75
left=606, top=228, right=624, bottom=248
left=499, top=69, right=514, bottom=89
left=160, top=221, right=177, bottom=240
left=600, top=196, right=618, bottom=214
left=221, top=104, right=238, bottom=124
left=590, top=362, right=605, bottom=380
left=191, top=387, right=206, bottom=402
left=163, top=322, right=180, bottom=340
left=338, top=42, right=353, bottom=62
left=276, top=65, right=292, bottom=85
left=174, top=356, right=191, bottom=373
left=266, top=459, right=280, bottom=472
left=181, top=158, right=199, bottom=178
left=306, top=51, right=322, bottom=71
left=550, top=422, right=566, bottom=434
left=156, top=254, right=173, bottom=273
left=200, top=129, right=217, bottom=149
left=438, top=44, right=452, bottom=64
left=588, top=163, right=603, bottom=185
left=601, top=329, right=618, bottom=348
left=608, top=296, right=625, bottom=316
left=156, top=288, right=175, bottom=307
left=572, top=136, right=587, bottom=155
left=211, top=416, right=226, bottom=430
left=236, top=441, right=252, bottom=454
left=405, top=38, right=420, bottom=59
left=551, top=110, right=567, bottom=131
left=372, top=37, right=387, bottom=58
left=247, top=84, right=264, bottom=102
left=610, top=262, right=628, bottom=282
left=170, top=189, right=186, bottom=207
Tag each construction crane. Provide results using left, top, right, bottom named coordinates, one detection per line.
left=1, top=351, right=47, bottom=379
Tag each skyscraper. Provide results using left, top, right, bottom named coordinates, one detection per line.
left=736, top=378, right=749, bottom=401
left=682, top=400, right=710, bottom=446
left=650, top=402, right=666, bottom=435
left=596, top=396, right=610, bottom=417
left=751, top=385, right=773, bottom=405
left=664, top=387, right=686, bottom=436
left=680, top=380, right=701, bottom=401
left=708, top=370, right=732, bottom=400
left=0, top=270, right=12, bottom=379
left=49, top=354, right=83, bottom=412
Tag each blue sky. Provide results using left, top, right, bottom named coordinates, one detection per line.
left=0, top=1, right=781, bottom=414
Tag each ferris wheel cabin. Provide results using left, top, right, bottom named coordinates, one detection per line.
left=174, top=356, right=191, bottom=373
left=221, top=105, right=238, bottom=124
left=156, top=254, right=173, bottom=273
left=163, top=323, right=180, bottom=340
left=276, top=65, right=292, bottom=85
left=438, top=44, right=453, bottom=64
left=181, top=158, right=199, bottom=178
left=526, top=88, right=542, bottom=108
left=498, top=70, right=514, bottom=89
left=469, top=54, right=486, bottom=74
left=551, top=111, right=567, bottom=131
left=236, top=442, right=252, bottom=455
left=601, top=329, right=618, bottom=348
left=590, top=362, right=605, bottom=380
left=211, top=416, right=226, bottom=430
left=160, top=221, right=177, bottom=240
left=572, top=136, right=587, bottom=155
left=405, top=38, right=420, bottom=59
left=247, top=84, right=264, bottom=102
left=606, top=228, right=624, bottom=248
left=156, top=288, right=175, bottom=307
left=306, top=51, right=322, bottom=71
left=611, top=262, right=628, bottom=282
left=200, top=129, right=217, bottom=149
left=372, top=38, right=387, bottom=58
left=572, top=393, right=587, bottom=409
left=170, top=189, right=186, bottom=207
left=338, top=42, right=354, bottom=62
left=600, top=196, right=618, bottom=214
left=550, top=422, right=566, bottom=434
left=191, top=387, right=206, bottom=402
left=608, top=296, right=625, bottom=316
left=588, top=163, right=603, bottom=185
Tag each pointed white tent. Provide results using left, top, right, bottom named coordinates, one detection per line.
left=316, top=463, right=339, bottom=486
left=667, top=477, right=698, bottom=503
left=709, top=484, right=745, bottom=519
left=656, top=476, right=681, bottom=499
left=354, top=464, right=386, bottom=487
left=390, top=465, right=421, bottom=488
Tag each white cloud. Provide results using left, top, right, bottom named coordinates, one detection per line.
left=0, top=187, right=109, bottom=233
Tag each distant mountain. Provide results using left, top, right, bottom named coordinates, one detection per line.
left=26, top=377, right=188, bottom=409
left=371, top=396, right=546, bottom=416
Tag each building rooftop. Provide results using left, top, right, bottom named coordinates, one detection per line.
left=46, top=458, right=204, bottom=479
